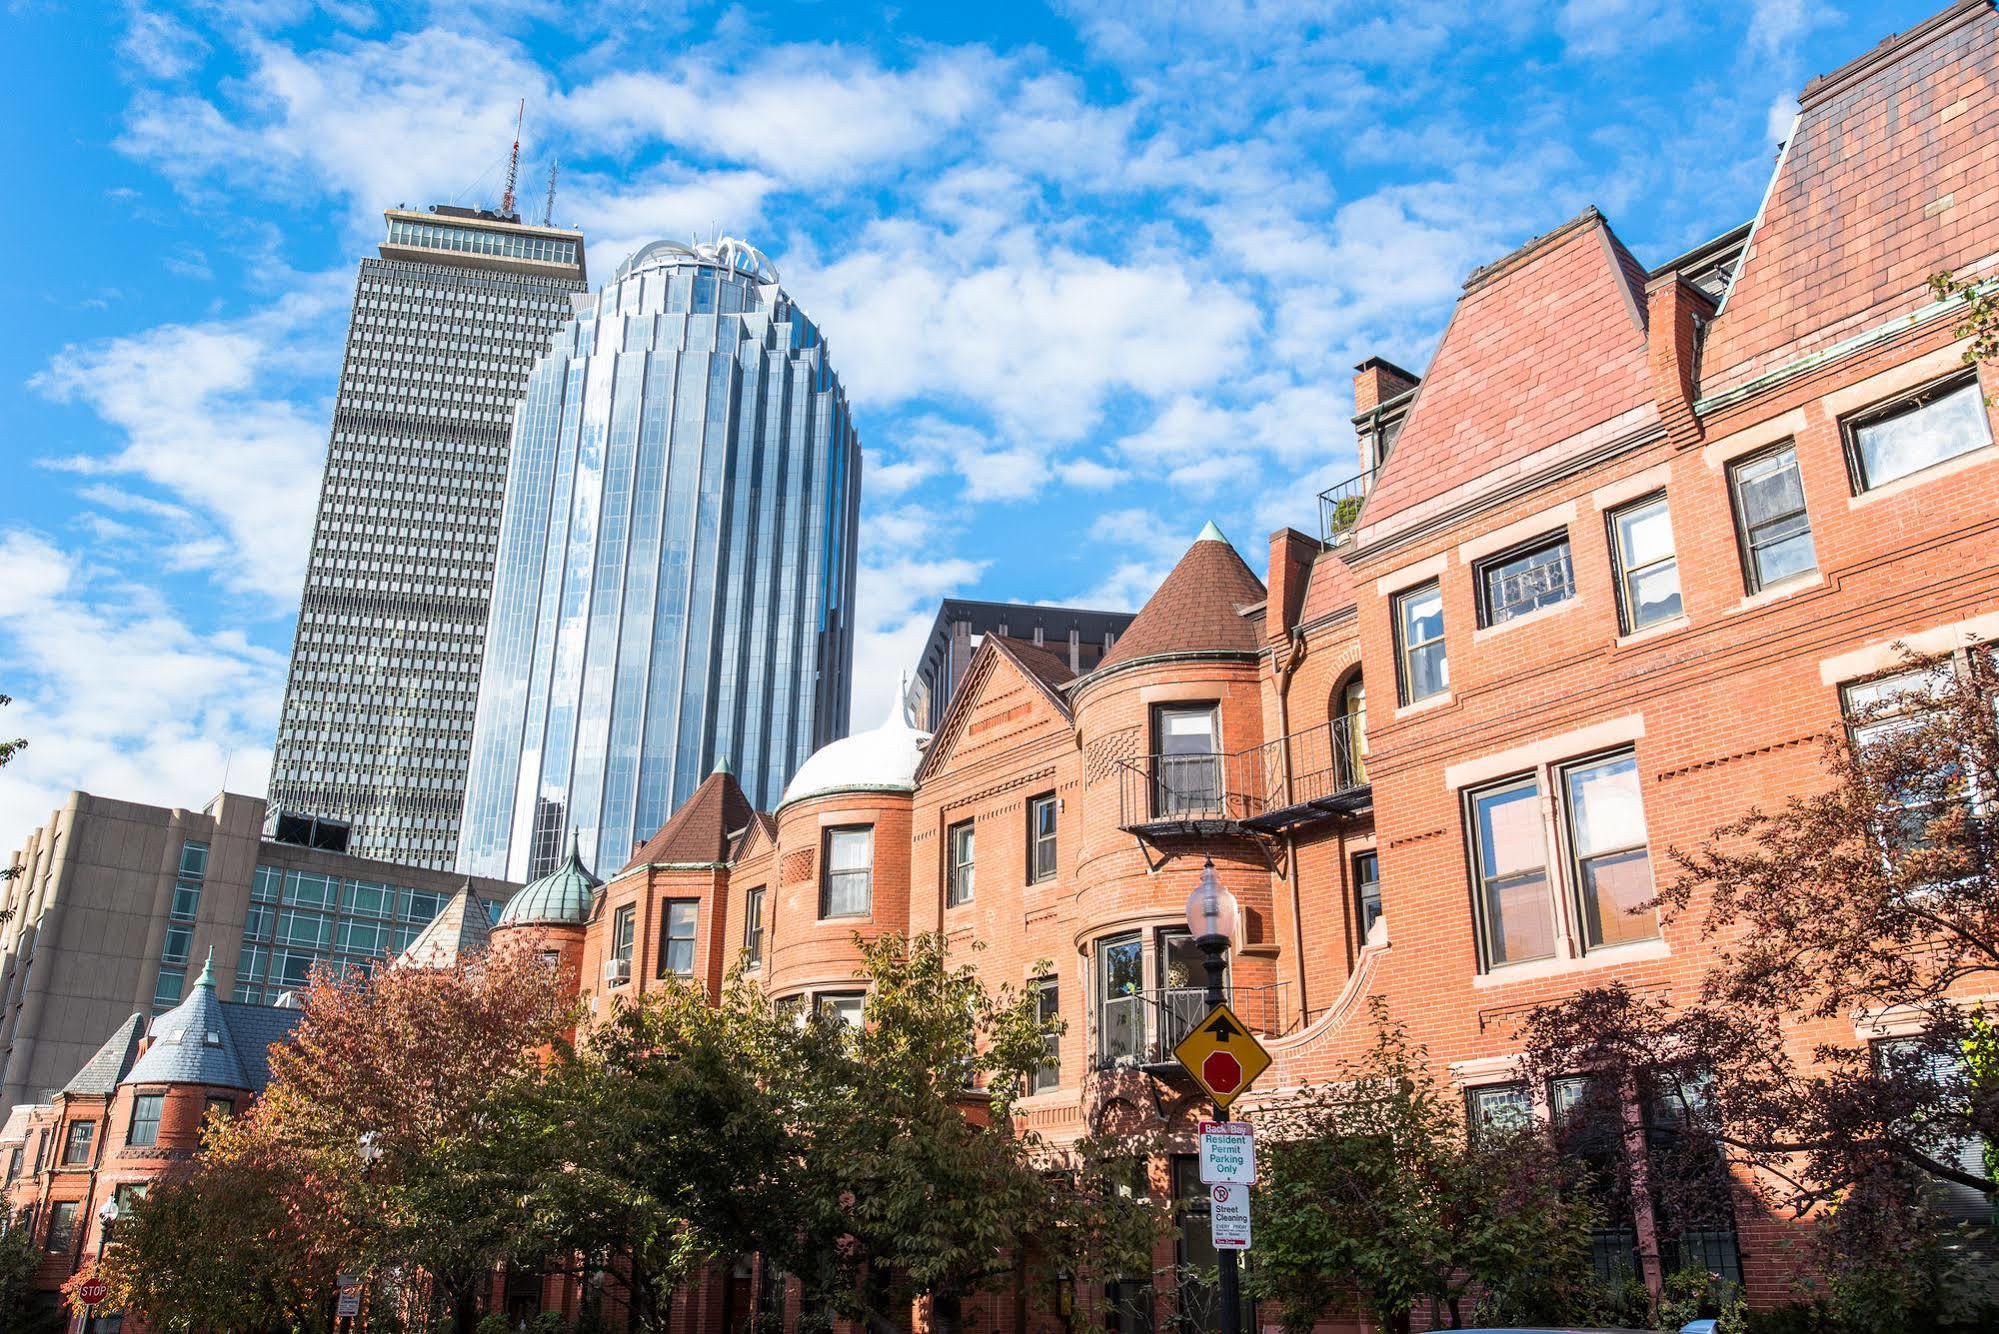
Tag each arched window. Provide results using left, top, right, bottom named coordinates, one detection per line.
left=1338, top=674, right=1368, bottom=789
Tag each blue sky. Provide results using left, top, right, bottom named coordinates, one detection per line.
left=0, top=0, right=1943, bottom=850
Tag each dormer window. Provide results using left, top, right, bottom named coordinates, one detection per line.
left=204, top=1031, right=223, bottom=1048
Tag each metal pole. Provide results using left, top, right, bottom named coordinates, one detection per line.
left=1199, top=940, right=1240, bottom=1334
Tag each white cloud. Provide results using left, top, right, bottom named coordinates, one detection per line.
left=1054, top=457, right=1126, bottom=489
left=849, top=555, right=988, bottom=738
left=0, top=531, right=284, bottom=856
left=861, top=448, right=943, bottom=499
left=120, top=7, right=209, bottom=80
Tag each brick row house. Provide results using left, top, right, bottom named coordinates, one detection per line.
left=8, top=3, right=1997, bottom=1330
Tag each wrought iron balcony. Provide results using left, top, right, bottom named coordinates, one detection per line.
left=1092, top=982, right=1292, bottom=1072
left=1317, top=467, right=1375, bottom=546
left=1115, top=715, right=1371, bottom=838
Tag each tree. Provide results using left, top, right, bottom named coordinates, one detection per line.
left=0, top=1212, right=63, bottom=1334
left=1521, top=649, right=1999, bottom=1325
left=1252, top=1000, right=1597, bottom=1334
left=1931, top=271, right=1999, bottom=388
left=1, top=693, right=23, bottom=890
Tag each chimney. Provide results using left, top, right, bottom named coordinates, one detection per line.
left=1353, top=357, right=1421, bottom=415
left=1266, top=527, right=1319, bottom=644
left=1645, top=273, right=1714, bottom=449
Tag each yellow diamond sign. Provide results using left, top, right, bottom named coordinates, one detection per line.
left=1173, top=1001, right=1272, bottom=1111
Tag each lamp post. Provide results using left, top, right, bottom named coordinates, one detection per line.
left=1184, top=860, right=1241, bottom=1334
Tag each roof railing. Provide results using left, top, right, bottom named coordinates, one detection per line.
left=1317, top=467, right=1376, bottom=547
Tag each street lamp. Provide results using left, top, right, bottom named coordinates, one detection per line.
left=1182, top=859, right=1243, bottom=1334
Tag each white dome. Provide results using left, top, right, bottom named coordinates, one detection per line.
left=779, top=692, right=930, bottom=808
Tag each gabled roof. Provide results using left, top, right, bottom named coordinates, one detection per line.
left=1699, top=1, right=1999, bottom=400
left=916, top=635, right=1080, bottom=784
left=122, top=954, right=299, bottom=1092
left=1091, top=523, right=1266, bottom=674
left=499, top=836, right=603, bottom=927
left=622, top=766, right=757, bottom=872
left=397, top=883, right=494, bottom=967
left=1355, top=209, right=1656, bottom=545
left=62, top=1013, right=146, bottom=1096
left=728, top=810, right=777, bottom=863
left=1298, top=546, right=1359, bottom=627
left=993, top=636, right=1078, bottom=712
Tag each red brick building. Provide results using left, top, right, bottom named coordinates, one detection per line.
left=492, top=4, right=1999, bottom=1328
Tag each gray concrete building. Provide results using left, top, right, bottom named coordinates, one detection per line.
left=0, top=790, right=519, bottom=1109
left=907, top=599, right=1136, bottom=731
left=267, top=204, right=589, bottom=870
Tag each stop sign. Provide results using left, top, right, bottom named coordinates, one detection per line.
left=1202, top=1050, right=1243, bottom=1095
left=77, top=1279, right=108, bottom=1306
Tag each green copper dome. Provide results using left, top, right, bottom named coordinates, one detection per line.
left=496, top=837, right=602, bottom=929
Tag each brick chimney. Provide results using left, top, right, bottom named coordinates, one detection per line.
left=1353, top=357, right=1421, bottom=414
left=1266, top=527, right=1319, bottom=644
left=1645, top=273, right=1714, bottom=449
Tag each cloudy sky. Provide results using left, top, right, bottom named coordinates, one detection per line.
left=0, top=0, right=1939, bottom=851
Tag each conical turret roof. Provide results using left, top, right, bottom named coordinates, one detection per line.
left=622, top=765, right=757, bottom=872
left=123, top=952, right=250, bottom=1090
left=1094, top=522, right=1266, bottom=673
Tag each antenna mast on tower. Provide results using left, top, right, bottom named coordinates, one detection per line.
left=542, top=158, right=559, bottom=227
left=500, top=98, right=524, bottom=218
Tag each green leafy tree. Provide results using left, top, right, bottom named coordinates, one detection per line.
left=1931, top=271, right=1999, bottom=388
left=1, top=693, right=23, bottom=892
left=0, top=1212, right=63, bottom=1334
left=1252, top=1000, right=1596, bottom=1334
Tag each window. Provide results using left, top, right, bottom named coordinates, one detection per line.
left=1842, top=664, right=1968, bottom=858
left=1467, top=777, right=1557, bottom=968
left=4, top=1147, right=19, bottom=1183
left=658, top=901, right=697, bottom=978
left=1338, top=676, right=1369, bottom=787
left=1153, top=703, right=1220, bottom=816
left=1027, top=794, right=1058, bottom=884
left=1394, top=581, right=1448, bottom=704
left=61, top=1121, right=94, bottom=1166
left=45, top=1200, right=77, bottom=1254
left=820, top=827, right=873, bottom=918
left=1097, top=934, right=1144, bottom=1064
left=1353, top=851, right=1382, bottom=937
left=1561, top=751, right=1659, bottom=949
left=1608, top=494, right=1682, bottom=632
left=609, top=905, right=635, bottom=983
left=814, top=992, right=865, bottom=1031
left=1872, top=1037, right=1994, bottom=1224
left=1844, top=372, right=1990, bottom=491
left=947, top=820, right=975, bottom=907
left=1468, top=1082, right=1533, bottom=1138
left=742, top=887, right=765, bottom=967
left=152, top=967, right=184, bottom=1010
left=1728, top=442, right=1816, bottom=592
left=128, top=1091, right=163, bottom=1148
left=1476, top=533, right=1574, bottom=626
left=204, top=1097, right=234, bottom=1122
left=1033, top=979, right=1060, bottom=1093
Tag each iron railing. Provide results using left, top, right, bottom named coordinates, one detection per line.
left=1116, top=715, right=1368, bottom=833
left=1093, top=982, right=1291, bottom=1070
left=1317, top=468, right=1375, bottom=546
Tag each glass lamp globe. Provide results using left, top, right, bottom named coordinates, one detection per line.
left=1184, top=859, right=1239, bottom=943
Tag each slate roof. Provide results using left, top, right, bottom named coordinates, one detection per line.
left=500, top=837, right=604, bottom=926
left=622, top=767, right=757, bottom=872
left=1092, top=523, right=1266, bottom=673
left=122, top=955, right=301, bottom=1092
left=992, top=636, right=1078, bottom=713
left=1298, top=546, right=1359, bottom=627
left=1355, top=210, right=1656, bottom=544
left=397, top=882, right=494, bottom=967
left=1699, top=1, right=1999, bottom=399
left=60, top=1013, right=146, bottom=1096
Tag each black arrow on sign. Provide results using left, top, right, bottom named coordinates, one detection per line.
left=1206, top=1014, right=1241, bottom=1042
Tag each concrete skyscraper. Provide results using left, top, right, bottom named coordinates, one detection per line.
left=267, top=205, right=589, bottom=869
left=457, top=238, right=859, bottom=882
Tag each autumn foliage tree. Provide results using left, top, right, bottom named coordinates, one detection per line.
left=1521, top=648, right=1999, bottom=1325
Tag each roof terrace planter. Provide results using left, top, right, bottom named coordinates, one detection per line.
left=1317, top=467, right=1375, bottom=547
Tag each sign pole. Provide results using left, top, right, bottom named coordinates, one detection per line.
left=1198, top=936, right=1241, bottom=1334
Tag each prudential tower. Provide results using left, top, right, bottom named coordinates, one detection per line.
left=458, top=238, right=860, bottom=881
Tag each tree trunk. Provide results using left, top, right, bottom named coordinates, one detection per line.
left=451, top=1278, right=479, bottom=1334
left=1383, top=1309, right=1412, bottom=1334
left=1618, top=1071, right=1665, bottom=1302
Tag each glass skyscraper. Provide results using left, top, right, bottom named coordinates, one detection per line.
left=268, top=206, right=588, bottom=869
left=457, top=238, right=860, bottom=882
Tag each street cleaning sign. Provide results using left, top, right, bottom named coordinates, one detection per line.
left=1209, top=1181, right=1251, bottom=1249
left=1198, top=1120, right=1255, bottom=1184
left=1173, top=1001, right=1272, bottom=1111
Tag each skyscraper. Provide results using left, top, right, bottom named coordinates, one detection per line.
left=457, top=238, right=860, bottom=882
left=268, top=205, right=588, bottom=869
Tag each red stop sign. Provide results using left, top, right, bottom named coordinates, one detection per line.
left=1202, top=1050, right=1243, bottom=1094
left=77, top=1279, right=108, bottom=1306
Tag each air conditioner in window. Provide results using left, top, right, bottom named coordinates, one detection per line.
left=603, top=958, right=631, bottom=986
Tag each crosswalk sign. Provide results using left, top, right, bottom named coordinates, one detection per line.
left=1173, top=1001, right=1272, bottom=1110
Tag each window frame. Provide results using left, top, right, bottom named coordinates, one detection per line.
left=1027, top=792, right=1059, bottom=884
left=1353, top=850, right=1382, bottom=938
left=1557, top=748, right=1660, bottom=951
left=1605, top=492, right=1682, bottom=634
left=128, top=1092, right=165, bottom=1149
left=820, top=825, right=874, bottom=919
left=1840, top=369, right=1991, bottom=493
left=1727, top=440, right=1817, bottom=593
left=609, top=904, right=636, bottom=983
left=657, top=900, right=698, bottom=979
left=1466, top=1081, right=1534, bottom=1141
left=61, top=1120, right=95, bottom=1167
left=1393, top=580, right=1448, bottom=705
left=813, top=990, right=866, bottom=1031
left=1473, top=530, right=1575, bottom=628
left=1033, top=977, right=1061, bottom=1094
left=742, top=886, right=765, bottom=968
left=1150, top=702, right=1221, bottom=818
left=44, top=1199, right=78, bottom=1254
left=1463, top=772, right=1558, bottom=971
left=946, top=819, right=976, bottom=907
